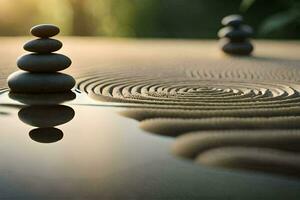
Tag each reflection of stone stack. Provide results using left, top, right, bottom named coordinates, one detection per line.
left=7, top=24, right=75, bottom=93
left=10, top=92, right=75, bottom=143
left=218, top=15, right=254, bottom=55
left=19, top=104, right=75, bottom=143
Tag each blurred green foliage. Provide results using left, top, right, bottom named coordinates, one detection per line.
left=241, top=0, right=300, bottom=38
left=0, top=0, right=299, bottom=39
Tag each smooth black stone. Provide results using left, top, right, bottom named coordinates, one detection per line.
left=220, top=39, right=254, bottom=55
left=221, top=14, right=243, bottom=27
left=218, top=25, right=253, bottom=41
left=17, top=53, right=71, bottom=72
left=18, top=105, right=75, bottom=127
left=29, top=127, right=63, bottom=143
left=24, top=38, right=62, bottom=53
left=7, top=71, right=75, bottom=93
left=9, top=91, right=76, bottom=105
left=30, top=24, right=60, bottom=38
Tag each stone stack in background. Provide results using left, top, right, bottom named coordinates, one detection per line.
left=7, top=24, right=75, bottom=93
left=218, top=15, right=254, bottom=55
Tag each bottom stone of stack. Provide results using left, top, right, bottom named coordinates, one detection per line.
left=7, top=70, right=75, bottom=93
left=219, top=38, right=253, bottom=55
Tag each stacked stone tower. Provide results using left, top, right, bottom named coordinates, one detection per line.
left=7, top=24, right=75, bottom=93
left=218, top=15, right=254, bottom=55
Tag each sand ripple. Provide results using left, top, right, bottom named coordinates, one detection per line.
left=77, top=66, right=300, bottom=178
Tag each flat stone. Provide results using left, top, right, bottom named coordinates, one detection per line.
left=220, top=39, right=254, bottom=55
left=218, top=25, right=253, bottom=41
left=17, top=53, right=71, bottom=72
left=24, top=38, right=62, bottom=53
left=30, top=24, right=60, bottom=38
left=222, top=15, right=243, bottom=27
left=7, top=71, right=75, bottom=93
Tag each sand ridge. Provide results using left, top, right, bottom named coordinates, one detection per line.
left=77, top=60, right=300, bottom=178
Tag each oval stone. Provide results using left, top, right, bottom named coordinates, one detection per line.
left=24, top=38, right=62, bottom=53
left=220, top=39, right=254, bottom=55
left=17, top=53, right=71, bottom=72
left=218, top=25, right=253, bottom=41
left=222, top=15, right=243, bottom=27
left=30, top=24, right=60, bottom=38
left=7, top=71, right=75, bottom=93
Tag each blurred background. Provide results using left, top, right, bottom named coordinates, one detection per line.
left=0, top=0, right=299, bottom=39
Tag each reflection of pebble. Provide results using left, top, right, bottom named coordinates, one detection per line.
left=29, top=127, right=63, bottom=143
left=8, top=91, right=76, bottom=105
left=218, top=15, right=254, bottom=55
left=7, top=24, right=74, bottom=93
left=11, top=93, right=75, bottom=144
left=18, top=105, right=75, bottom=127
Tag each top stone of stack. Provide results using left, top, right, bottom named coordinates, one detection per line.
left=30, top=24, right=60, bottom=38
left=221, top=15, right=243, bottom=28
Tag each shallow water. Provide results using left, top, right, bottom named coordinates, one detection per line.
left=0, top=89, right=300, bottom=199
